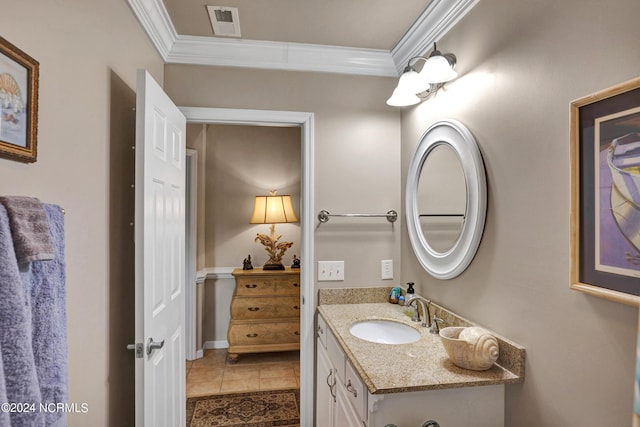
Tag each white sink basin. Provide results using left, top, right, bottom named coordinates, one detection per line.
left=349, top=319, right=421, bottom=345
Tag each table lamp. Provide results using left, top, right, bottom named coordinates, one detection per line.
left=250, top=190, right=298, bottom=270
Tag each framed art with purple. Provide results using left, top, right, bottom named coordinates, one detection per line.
left=570, top=77, right=640, bottom=306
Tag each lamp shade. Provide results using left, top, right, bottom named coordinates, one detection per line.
left=250, top=194, right=298, bottom=224
left=386, top=71, right=423, bottom=106
left=420, top=54, right=457, bottom=83
left=386, top=87, right=421, bottom=107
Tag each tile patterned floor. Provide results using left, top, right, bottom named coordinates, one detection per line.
left=186, top=349, right=300, bottom=398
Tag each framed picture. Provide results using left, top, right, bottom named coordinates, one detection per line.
left=0, top=35, right=38, bottom=163
left=570, top=77, right=640, bottom=306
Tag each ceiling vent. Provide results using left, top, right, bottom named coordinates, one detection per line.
left=207, top=6, right=241, bottom=38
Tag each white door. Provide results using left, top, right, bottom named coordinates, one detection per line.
left=134, top=69, right=186, bottom=427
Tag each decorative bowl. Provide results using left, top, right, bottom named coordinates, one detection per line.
left=439, top=326, right=499, bottom=371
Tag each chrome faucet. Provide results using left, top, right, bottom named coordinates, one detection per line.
left=405, top=295, right=432, bottom=328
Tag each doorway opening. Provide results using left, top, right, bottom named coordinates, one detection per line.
left=181, top=107, right=314, bottom=427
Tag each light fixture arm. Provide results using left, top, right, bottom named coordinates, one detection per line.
left=428, top=42, right=457, bottom=71
left=405, top=55, right=428, bottom=70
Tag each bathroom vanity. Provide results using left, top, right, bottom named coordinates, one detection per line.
left=315, top=290, right=525, bottom=427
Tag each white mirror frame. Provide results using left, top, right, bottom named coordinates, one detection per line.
left=406, top=119, right=487, bottom=279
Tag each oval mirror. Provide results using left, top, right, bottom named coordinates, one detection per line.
left=417, top=144, right=467, bottom=253
left=406, top=120, right=487, bottom=279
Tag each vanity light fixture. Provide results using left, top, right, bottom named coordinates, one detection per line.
left=386, top=43, right=458, bottom=107
left=250, top=190, right=298, bottom=270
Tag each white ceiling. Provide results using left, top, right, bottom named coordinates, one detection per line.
left=162, top=0, right=432, bottom=51
left=127, top=0, right=479, bottom=77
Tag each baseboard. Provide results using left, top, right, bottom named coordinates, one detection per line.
left=196, top=349, right=204, bottom=359
left=203, top=340, right=229, bottom=350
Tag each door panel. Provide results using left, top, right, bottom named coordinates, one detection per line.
left=135, top=69, right=186, bottom=427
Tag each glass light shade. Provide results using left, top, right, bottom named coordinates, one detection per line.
left=420, top=55, right=458, bottom=83
left=386, top=86, right=421, bottom=107
left=250, top=194, right=298, bottom=224
left=386, top=70, right=424, bottom=107
left=398, top=69, right=431, bottom=94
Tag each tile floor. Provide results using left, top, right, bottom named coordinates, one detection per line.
left=186, top=349, right=300, bottom=398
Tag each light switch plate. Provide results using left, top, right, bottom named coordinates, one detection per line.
left=381, top=259, right=393, bottom=280
left=318, top=261, right=345, bottom=281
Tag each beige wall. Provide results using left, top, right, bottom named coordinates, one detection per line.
left=203, top=124, right=301, bottom=268
left=400, top=1, right=640, bottom=426
left=165, top=65, right=403, bottom=287
left=189, top=124, right=302, bottom=343
left=0, top=1, right=163, bottom=426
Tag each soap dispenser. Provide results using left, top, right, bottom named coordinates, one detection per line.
left=404, top=282, right=415, bottom=317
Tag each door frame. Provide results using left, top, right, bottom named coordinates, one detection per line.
left=185, top=148, right=198, bottom=361
left=180, top=106, right=315, bottom=427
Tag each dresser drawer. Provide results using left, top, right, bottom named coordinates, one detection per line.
left=272, top=276, right=301, bottom=295
left=234, top=276, right=277, bottom=296
left=234, top=275, right=300, bottom=296
left=228, top=321, right=300, bottom=346
left=231, top=296, right=300, bottom=320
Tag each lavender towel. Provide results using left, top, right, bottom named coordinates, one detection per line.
left=0, top=342, right=11, bottom=427
left=20, top=204, right=68, bottom=427
left=0, top=204, right=45, bottom=427
left=0, top=197, right=54, bottom=264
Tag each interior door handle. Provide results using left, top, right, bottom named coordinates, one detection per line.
left=146, top=338, right=165, bottom=356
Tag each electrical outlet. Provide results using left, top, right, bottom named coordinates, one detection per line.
left=318, top=261, right=345, bottom=281
left=381, top=259, right=393, bottom=280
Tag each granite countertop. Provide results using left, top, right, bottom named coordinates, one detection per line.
left=318, top=299, right=525, bottom=395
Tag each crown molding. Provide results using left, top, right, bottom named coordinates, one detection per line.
left=126, top=0, right=177, bottom=59
left=127, top=0, right=478, bottom=77
left=167, top=35, right=397, bottom=77
left=391, top=0, right=480, bottom=73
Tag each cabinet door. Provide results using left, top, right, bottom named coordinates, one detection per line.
left=335, top=380, right=364, bottom=427
left=316, top=341, right=335, bottom=427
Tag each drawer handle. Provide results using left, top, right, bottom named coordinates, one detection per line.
left=246, top=333, right=258, bottom=338
left=293, top=305, right=300, bottom=310
left=248, top=307, right=260, bottom=311
left=326, top=370, right=336, bottom=403
left=293, top=283, right=299, bottom=287
left=346, top=379, right=358, bottom=398
left=245, top=284, right=258, bottom=289
left=294, top=331, right=300, bottom=336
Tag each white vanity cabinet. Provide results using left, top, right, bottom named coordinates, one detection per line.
left=315, top=315, right=335, bottom=427
left=316, top=314, right=367, bottom=427
left=316, top=312, right=506, bottom=427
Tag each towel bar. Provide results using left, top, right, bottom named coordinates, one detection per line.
left=317, top=209, right=397, bottom=223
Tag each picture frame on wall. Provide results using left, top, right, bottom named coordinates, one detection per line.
left=570, top=77, right=640, bottom=306
left=0, top=35, right=39, bottom=163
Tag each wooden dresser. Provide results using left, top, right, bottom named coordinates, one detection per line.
left=227, top=267, right=301, bottom=362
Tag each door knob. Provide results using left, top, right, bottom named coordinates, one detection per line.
left=146, top=338, right=165, bottom=356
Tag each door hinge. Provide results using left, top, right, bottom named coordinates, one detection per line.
left=127, top=343, right=144, bottom=358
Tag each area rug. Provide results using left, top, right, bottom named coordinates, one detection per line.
left=186, top=389, right=300, bottom=427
